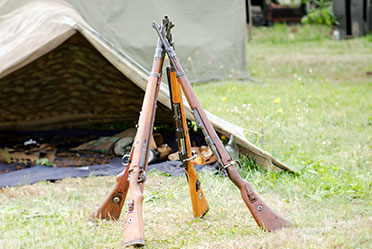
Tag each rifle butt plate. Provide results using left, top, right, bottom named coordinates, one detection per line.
left=200, top=208, right=209, bottom=218
left=123, top=239, right=145, bottom=247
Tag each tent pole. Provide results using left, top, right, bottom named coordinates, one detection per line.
left=247, top=0, right=253, bottom=41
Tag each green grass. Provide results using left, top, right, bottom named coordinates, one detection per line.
left=1, top=24, right=372, bottom=248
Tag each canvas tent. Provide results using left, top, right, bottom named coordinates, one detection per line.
left=0, top=0, right=292, bottom=171
left=64, top=0, right=249, bottom=83
left=0, top=0, right=249, bottom=83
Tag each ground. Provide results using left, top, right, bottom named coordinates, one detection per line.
left=1, top=24, right=371, bottom=248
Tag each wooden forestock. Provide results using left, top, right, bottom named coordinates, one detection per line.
left=160, top=40, right=292, bottom=232
left=167, top=66, right=209, bottom=218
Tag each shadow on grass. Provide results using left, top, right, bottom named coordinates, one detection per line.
left=239, top=156, right=300, bottom=179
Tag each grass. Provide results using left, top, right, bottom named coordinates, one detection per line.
left=1, top=24, right=372, bottom=248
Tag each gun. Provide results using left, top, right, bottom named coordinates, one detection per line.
left=153, top=20, right=292, bottom=231
left=89, top=17, right=170, bottom=223
left=166, top=65, right=209, bottom=218
left=122, top=17, right=174, bottom=247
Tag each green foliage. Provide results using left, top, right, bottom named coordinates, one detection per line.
left=252, top=23, right=331, bottom=44
left=299, top=160, right=371, bottom=200
left=301, top=0, right=338, bottom=25
left=0, top=148, right=10, bottom=163
left=364, top=33, right=372, bottom=43
left=35, top=158, right=52, bottom=166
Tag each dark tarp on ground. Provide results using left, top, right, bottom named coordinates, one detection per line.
left=0, top=130, right=218, bottom=188
left=0, top=158, right=217, bottom=189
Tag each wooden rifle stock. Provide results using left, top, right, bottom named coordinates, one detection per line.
left=91, top=17, right=171, bottom=247
left=227, top=167, right=292, bottom=231
left=166, top=66, right=209, bottom=218
left=122, top=56, right=164, bottom=248
left=154, top=20, right=292, bottom=231
left=178, top=63, right=291, bottom=231
left=89, top=152, right=132, bottom=220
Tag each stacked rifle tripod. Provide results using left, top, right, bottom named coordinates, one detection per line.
left=89, top=16, right=292, bottom=247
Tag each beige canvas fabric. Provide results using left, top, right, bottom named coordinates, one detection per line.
left=1, top=0, right=249, bottom=82
left=0, top=0, right=87, bottom=77
left=0, top=0, right=292, bottom=171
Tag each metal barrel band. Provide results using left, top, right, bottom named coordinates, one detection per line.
left=176, top=70, right=185, bottom=77
left=223, top=160, right=242, bottom=170
left=149, top=72, right=161, bottom=78
left=182, top=154, right=197, bottom=163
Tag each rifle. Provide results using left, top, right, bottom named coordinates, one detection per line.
left=153, top=19, right=292, bottom=232
left=121, top=30, right=165, bottom=247
left=123, top=17, right=212, bottom=247
left=166, top=65, right=209, bottom=218
left=89, top=17, right=170, bottom=222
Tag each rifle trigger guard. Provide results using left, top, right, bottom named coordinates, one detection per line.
left=138, top=170, right=147, bottom=183
left=234, top=160, right=242, bottom=171
left=122, top=154, right=130, bottom=166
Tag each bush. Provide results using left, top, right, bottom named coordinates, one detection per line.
left=301, top=0, right=337, bottom=25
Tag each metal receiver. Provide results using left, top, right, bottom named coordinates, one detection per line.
left=152, top=22, right=177, bottom=62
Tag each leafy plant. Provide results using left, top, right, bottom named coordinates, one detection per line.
left=0, top=148, right=11, bottom=163
left=35, top=158, right=52, bottom=166
left=301, top=0, right=338, bottom=25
